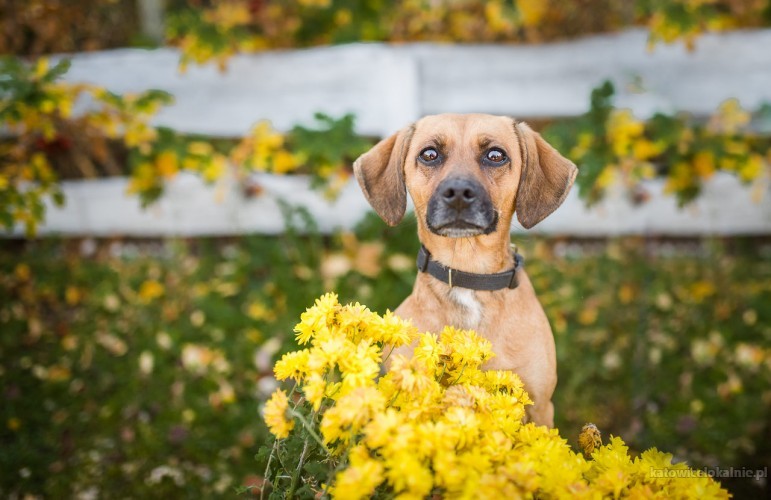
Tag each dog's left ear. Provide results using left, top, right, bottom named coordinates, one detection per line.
left=514, top=122, right=578, bottom=229
left=353, top=125, right=415, bottom=226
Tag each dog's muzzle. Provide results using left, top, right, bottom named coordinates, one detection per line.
left=426, top=177, right=498, bottom=237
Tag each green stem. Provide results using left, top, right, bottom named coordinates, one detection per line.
left=322, top=454, right=350, bottom=497
left=382, top=345, right=396, bottom=366
left=437, top=363, right=447, bottom=383
left=291, top=409, right=330, bottom=454
left=260, top=440, right=279, bottom=500
left=451, top=364, right=467, bottom=385
left=287, top=438, right=310, bottom=499
left=388, top=388, right=401, bottom=407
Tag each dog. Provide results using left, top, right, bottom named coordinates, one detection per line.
left=353, top=113, right=577, bottom=427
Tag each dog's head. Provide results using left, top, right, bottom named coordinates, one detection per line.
left=353, top=113, right=577, bottom=237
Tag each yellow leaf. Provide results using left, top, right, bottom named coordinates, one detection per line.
left=578, top=307, right=598, bottom=326
left=517, top=0, right=546, bottom=27
left=138, top=280, right=164, bottom=302
left=65, top=286, right=82, bottom=305
left=14, top=263, right=31, bottom=282
left=617, top=284, right=635, bottom=304
left=692, top=151, right=715, bottom=179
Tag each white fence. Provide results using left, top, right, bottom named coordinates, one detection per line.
left=34, top=172, right=771, bottom=237
left=23, top=29, right=771, bottom=237
left=61, top=29, right=771, bottom=137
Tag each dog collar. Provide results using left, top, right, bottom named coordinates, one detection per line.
left=416, top=245, right=524, bottom=291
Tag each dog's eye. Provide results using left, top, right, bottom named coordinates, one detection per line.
left=485, top=148, right=507, bottom=164
left=418, top=148, right=440, bottom=164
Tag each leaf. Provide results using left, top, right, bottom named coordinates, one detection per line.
left=255, top=443, right=274, bottom=463
left=42, top=59, right=72, bottom=84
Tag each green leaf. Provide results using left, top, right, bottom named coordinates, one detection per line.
left=42, top=59, right=72, bottom=84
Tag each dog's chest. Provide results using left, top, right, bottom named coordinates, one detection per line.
left=448, top=288, right=483, bottom=330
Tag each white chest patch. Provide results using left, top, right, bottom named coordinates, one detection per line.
left=448, top=288, right=483, bottom=329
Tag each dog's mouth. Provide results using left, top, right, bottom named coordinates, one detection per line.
left=426, top=212, right=498, bottom=238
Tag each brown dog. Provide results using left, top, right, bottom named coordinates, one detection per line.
left=353, top=114, right=577, bottom=427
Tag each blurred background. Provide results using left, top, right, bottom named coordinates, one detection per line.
left=1, top=1, right=770, bottom=498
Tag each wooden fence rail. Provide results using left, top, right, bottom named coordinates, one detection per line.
left=23, top=29, right=771, bottom=236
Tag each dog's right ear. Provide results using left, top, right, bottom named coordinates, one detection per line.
left=353, top=125, right=415, bottom=226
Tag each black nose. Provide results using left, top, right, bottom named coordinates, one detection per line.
left=441, top=178, right=479, bottom=209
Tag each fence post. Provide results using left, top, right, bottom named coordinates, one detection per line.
left=137, top=0, right=165, bottom=44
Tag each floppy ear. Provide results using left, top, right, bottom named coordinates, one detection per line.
left=514, top=122, right=578, bottom=229
left=353, top=125, right=415, bottom=226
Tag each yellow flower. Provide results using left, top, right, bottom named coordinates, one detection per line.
left=263, top=390, right=294, bottom=439
left=389, top=355, right=435, bottom=395
left=330, top=445, right=384, bottom=500
left=632, top=139, right=664, bottom=161
left=481, top=370, right=525, bottom=395
left=271, top=150, right=300, bottom=174
left=274, top=350, right=311, bottom=382
left=138, top=280, right=164, bottom=302
left=569, top=132, right=594, bottom=159
left=738, top=154, right=763, bottom=182
left=337, top=302, right=376, bottom=341
left=363, top=408, right=403, bottom=450
left=384, top=453, right=433, bottom=497
left=606, top=109, right=645, bottom=157
left=303, top=373, right=327, bottom=411
left=692, top=150, right=715, bottom=179
left=711, top=98, right=750, bottom=134
left=440, top=326, right=494, bottom=371
left=321, top=386, right=385, bottom=447
left=338, top=341, right=381, bottom=391
left=264, top=295, right=729, bottom=498
left=155, top=150, right=179, bottom=178
left=413, top=332, right=442, bottom=373
left=204, top=2, right=251, bottom=29
left=187, top=141, right=213, bottom=156
left=201, top=154, right=227, bottom=182
left=246, top=301, right=274, bottom=321
left=294, top=292, right=339, bottom=344
left=374, top=310, right=417, bottom=347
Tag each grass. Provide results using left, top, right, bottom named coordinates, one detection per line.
left=1, top=211, right=769, bottom=498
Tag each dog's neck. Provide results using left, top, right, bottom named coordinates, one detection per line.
left=417, top=229, right=515, bottom=275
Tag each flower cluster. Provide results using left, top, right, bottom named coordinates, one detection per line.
left=262, top=293, right=729, bottom=498
left=0, top=56, right=371, bottom=233
left=231, top=121, right=306, bottom=175
left=167, top=1, right=768, bottom=67
left=544, top=81, right=771, bottom=206
left=231, top=113, right=371, bottom=199
left=0, top=57, right=180, bottom=232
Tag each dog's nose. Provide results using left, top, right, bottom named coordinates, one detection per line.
left=441, top=178, right=478, bottom=209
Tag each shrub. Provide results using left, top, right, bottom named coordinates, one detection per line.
left=543, top=81, right=771, bottom=206
left=167, top=0, right=771, bottom=67
left=259, top=293, right=729, bottom=498
left=0, top=56, right=372, bottom=233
